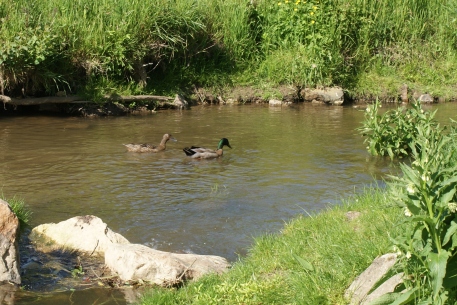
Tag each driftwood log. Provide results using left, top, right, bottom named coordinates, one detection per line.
left=0, top=94, right=174, bottom=106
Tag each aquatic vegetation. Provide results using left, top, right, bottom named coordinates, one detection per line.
left=358, top=100, right=439, bottom=159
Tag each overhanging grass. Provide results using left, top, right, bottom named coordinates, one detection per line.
left=139, top=186, right=402, bottom=304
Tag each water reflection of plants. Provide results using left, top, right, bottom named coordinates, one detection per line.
left=210, top=183, right=229, bottom=197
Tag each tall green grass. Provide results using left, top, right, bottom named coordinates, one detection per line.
left=139, top=187, right=402, bottom=304
left=0, top=0, right=456, bottom=100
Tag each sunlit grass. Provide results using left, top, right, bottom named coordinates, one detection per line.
left=1, top=0, right=456, bottom=100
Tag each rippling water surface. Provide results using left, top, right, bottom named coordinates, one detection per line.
left=2, top=102, right=456, bottom=304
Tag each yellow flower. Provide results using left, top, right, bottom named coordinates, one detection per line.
left=294, top=8, right=297, bottom=11
left=278, top=2, right=282, bottom=5
left=313, top=5, right=317, bottom=10
left=310, top=11, right=314, bottom=15
left=311, top=20, right=315, bottom=24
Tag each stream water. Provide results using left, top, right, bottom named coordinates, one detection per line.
left=1, top=102, right=456, bottom=304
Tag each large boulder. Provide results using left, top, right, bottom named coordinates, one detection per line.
left=31, top=216, right=230, bottom=286
left=30, top=215, right=129, bottom=254
left=105, top=243, right=230, bottom=286
left=0, top=199, right=21, bottom=284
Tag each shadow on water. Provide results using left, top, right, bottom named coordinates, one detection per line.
left=1, top=103, right=457, bottom=304
left=10, top=229, right=143, bottom=304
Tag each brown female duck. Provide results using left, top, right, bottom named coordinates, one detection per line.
left=124, top=133, right=177, bottom=152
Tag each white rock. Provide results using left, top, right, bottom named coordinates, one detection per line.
left=269, top=99, right=283, bottom=106
left=31, top=215, right=129, bottom=254
left=345, top=253, right=399, bottom=305
left=105, top=243, right=230, bottom=286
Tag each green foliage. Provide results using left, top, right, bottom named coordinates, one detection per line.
left=253, top=0, right=344, bottom=86
left=358, top=100, right=439, bottom=160
left=71, top=265, right=84, bottom=278
left=1, top=0, right=457, bottom=99
left=381, top=120, right=457, bottom=304
left=1, top=194, right=32, bottom=226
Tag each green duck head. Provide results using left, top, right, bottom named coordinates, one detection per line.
left=217, top=138, right=232, bottom=149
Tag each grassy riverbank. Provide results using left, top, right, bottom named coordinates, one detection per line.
left=139, top=186, right=402, bottom=304
left=1, top=0, right=456, bottom=103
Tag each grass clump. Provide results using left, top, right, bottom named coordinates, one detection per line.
left=139, top=186, right=402, bottom=304
left=1, top=194, right=32, bottom=226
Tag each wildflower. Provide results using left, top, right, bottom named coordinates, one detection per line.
left=404, top=207, right=412, bottom=217
left=421, top=174, right=429, bottom=182
left=393, top=246, right=402, bottom=256
left=406, top=184, right=415, bottom=194
left=406, top=251, right=411, bottom=259
left=448, top=202, right=457, bottom=213
left=294, top=8, right=298, bottom=11
left=366, top=107, right=371, bottom=113
left=313, top=5, right=317, bottom=10
left=311, top=20, right=315, bottom=24
left=278, top=2, right=282, bottom=5
left=310, top=11, right=314, bottom=15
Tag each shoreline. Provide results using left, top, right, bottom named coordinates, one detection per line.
left=0, top=84, right=452, bottom=117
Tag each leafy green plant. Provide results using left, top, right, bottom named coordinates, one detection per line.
left=358, top=100, right=439, bottom=159
left=376, top=120, right=457, bottom=304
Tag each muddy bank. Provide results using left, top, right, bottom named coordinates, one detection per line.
left=0, top=84, right=452, bottom=117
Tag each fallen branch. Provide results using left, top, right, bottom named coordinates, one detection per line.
left=0, top=94, right=175, bottom=106
left=1, top=95, right=89, bottom=105
left=104, top=94, right=174, bottom=102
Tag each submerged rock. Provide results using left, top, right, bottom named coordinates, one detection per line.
left=0, top=199, right=21, bottom=285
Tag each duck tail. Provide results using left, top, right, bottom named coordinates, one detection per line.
left=183, top=147, right=196, bottom=156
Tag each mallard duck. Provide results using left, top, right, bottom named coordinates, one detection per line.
left=183, top=138, right=232, bottom=159
left=123, top=133, right=177, bottom=152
